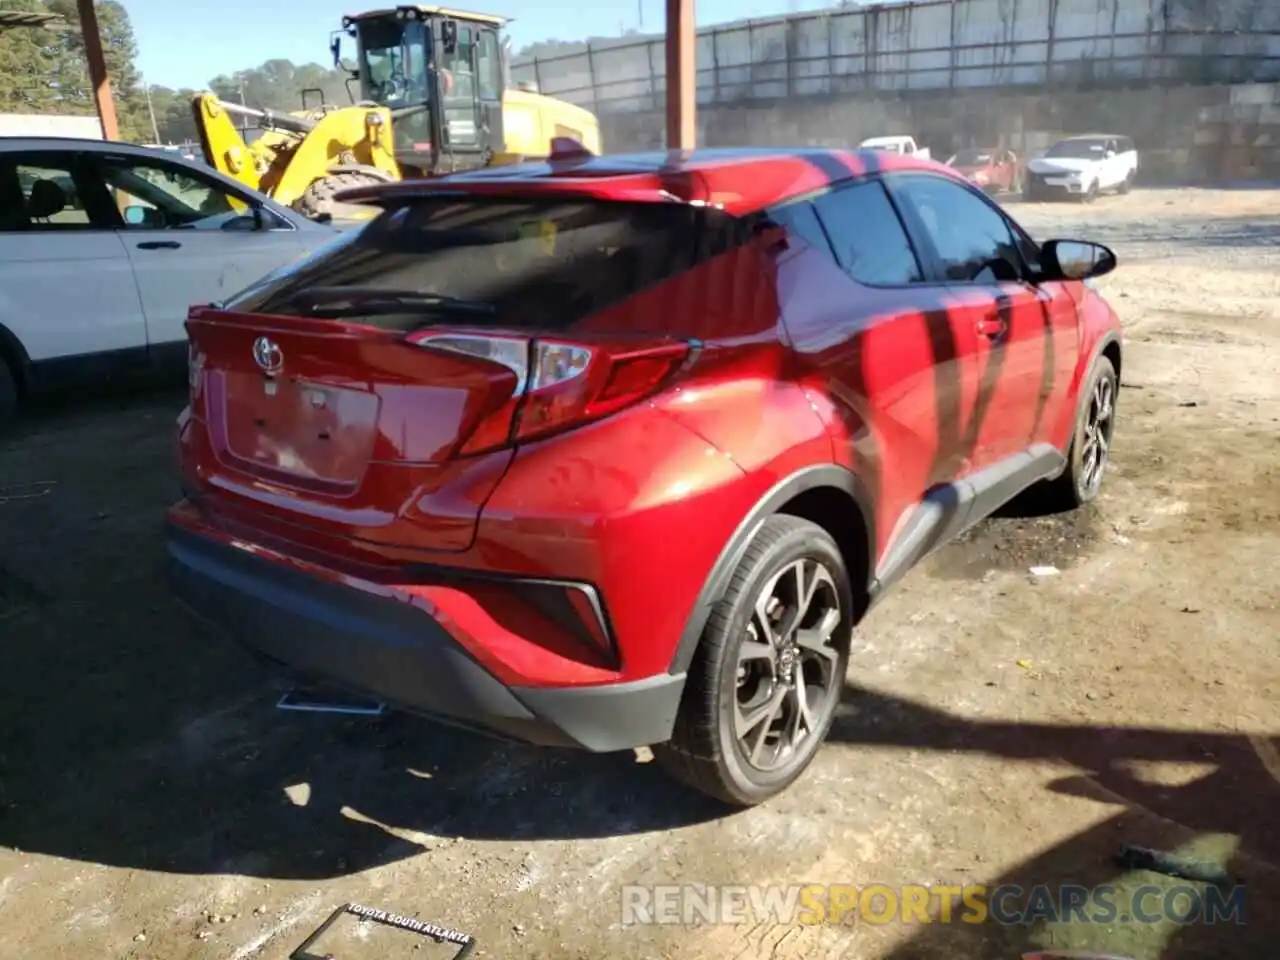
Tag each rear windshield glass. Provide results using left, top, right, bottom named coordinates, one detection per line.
left=226, top=197, right=748, bottom=332
left=1045, top=138, right=1109, bottom=159
left=952, top=150, right=993, bottom=165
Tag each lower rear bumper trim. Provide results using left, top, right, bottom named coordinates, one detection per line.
left=165, top=518, right=685, bottom=752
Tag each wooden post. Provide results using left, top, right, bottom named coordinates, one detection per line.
left=665, top=0, right=695, bottom=150
left=77, top=0, right=119, bottom=141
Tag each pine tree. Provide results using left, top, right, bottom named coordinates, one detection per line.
left=0, top=0, right=77, bottom=112
left=45, top=0, right=148, bottom=139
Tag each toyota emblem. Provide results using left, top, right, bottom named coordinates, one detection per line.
left=252, top=336, right=283, bottom=376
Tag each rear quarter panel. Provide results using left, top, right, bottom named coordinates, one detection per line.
left=473, top=402, right=757, bottom=680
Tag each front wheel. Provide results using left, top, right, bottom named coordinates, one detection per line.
left=1041, top=355, right=1118, bottom=510
left=654, top=515, right=854, bottom=806
left=1082, top=180, right=1100, bottom=204
left=292, top=170, right=397, bottom=221
left=1118, top=172, right=1134, bottom=195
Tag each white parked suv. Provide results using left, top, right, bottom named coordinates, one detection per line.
left=1024, top=134, right=1138, bottom=202
left=0, top=137, right=342, bottom=426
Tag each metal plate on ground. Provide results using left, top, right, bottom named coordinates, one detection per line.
left=276, top=686, right=387, bottom=717
left=291, top=903, right=476, bottom=959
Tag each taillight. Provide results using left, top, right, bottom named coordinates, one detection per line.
left=408, top=331, right=696, bottom=455
left=187, top=340, right=205, bottom=407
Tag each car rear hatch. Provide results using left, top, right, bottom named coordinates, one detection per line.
left=182, top=189, right=748, bottom=555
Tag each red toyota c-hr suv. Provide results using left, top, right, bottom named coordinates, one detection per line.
left=167, top=147, right=1123, bottom=805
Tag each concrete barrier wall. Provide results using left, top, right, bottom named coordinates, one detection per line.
left=513, top=0, right=1280, bottom=115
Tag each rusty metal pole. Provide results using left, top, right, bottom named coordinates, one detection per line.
left=665, top=0, right=695, bottom=150
left=77, top=0, right=120, bottom=141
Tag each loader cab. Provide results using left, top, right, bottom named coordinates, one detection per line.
left=339, top=5, right=508, bottom=176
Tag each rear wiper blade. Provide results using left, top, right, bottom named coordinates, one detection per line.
left=287, top=286, right=496, bottom=317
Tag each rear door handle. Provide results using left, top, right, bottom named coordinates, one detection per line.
left=136, top=240, right=182, bottom=250
left=976, top=315, right=1007, bottom=339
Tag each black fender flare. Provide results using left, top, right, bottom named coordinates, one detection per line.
left=0, top=320, right=32, bottom=390
left=666, top=463, right=875, bottom=675
left=1068, top=330, right=1122, bottom=442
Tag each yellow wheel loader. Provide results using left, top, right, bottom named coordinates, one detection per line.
left=190, top=93, right=402, bottom=220
left=192, top=5, right=602, bottom=220
left=332, top=5, right=602, bottom=178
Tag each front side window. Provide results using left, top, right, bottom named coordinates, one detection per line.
left=477, top=29, right=502, bottom=101
left=101, top=158, right=254, bottom=230
left=891, top=175, right=1025, bottom=284
left=227, top=198, right=747, bottom=333
left=812, top=179, right=923, bottom=286
left=441, top=25, right=477, bottom=100
left=358, top=17, right=430, bottom=106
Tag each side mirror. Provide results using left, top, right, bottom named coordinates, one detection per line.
left=1040, top=239, right=1117, bottom=281
left=123, top=204, right=164, bottom=228
left=442, top=20, right=458, bottom=53
left=1106, top=150, right=1117, bottom=159
left=330, top=35, right=342, bottom=68
left=221, top=204, right=265, bottom=232
left=221, top=214, right=259, bottom=232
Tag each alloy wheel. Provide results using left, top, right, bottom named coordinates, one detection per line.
left=732, top=558, right=843, bottom=772
left=1080, top=374, right=1115, bottom=498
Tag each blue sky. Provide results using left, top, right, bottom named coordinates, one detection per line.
left=130, top=0, right=843, bottom=90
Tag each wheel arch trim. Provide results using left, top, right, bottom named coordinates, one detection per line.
left=666, top=463, right=875, bottom=676
left=1069, top=329, right=1122, bottom=440
left=0, top=320, right=32, bottom=390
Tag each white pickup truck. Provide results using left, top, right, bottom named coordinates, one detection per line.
left=858, top=135, right=931, bottom=161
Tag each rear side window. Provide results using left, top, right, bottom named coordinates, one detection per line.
left=764, top=200, right=831, bottom=256
left=0, top=157, right=99, bottom=231
left=811, top=179, right=923, bottom=285
left=229, top=198, right=747, bottom=332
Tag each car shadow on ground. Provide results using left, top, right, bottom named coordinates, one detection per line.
left=0, top=389, right=729, bottom=882
left=827, top=684, right=1280, bottom=959
left=3, top=386, right=1273, bottom=960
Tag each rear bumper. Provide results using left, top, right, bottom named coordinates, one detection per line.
left=165, top=521, right=685, bottom=752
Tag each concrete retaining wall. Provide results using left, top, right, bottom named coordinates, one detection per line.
left=514, top=0, right=1280, bottom=114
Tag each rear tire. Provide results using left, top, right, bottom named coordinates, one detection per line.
left=0, top=359, right=17, bottom=432
left=292, top=170, right=396, bottom=221
left=654, top=515, right=853, bottom=806
left=1041, top=355, right=1118, bottom=511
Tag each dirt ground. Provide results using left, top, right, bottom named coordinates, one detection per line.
left=0, top=187, right=1277, bottom=960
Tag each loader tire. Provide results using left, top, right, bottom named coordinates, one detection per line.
left=293, top=171, right=393, bottom=222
